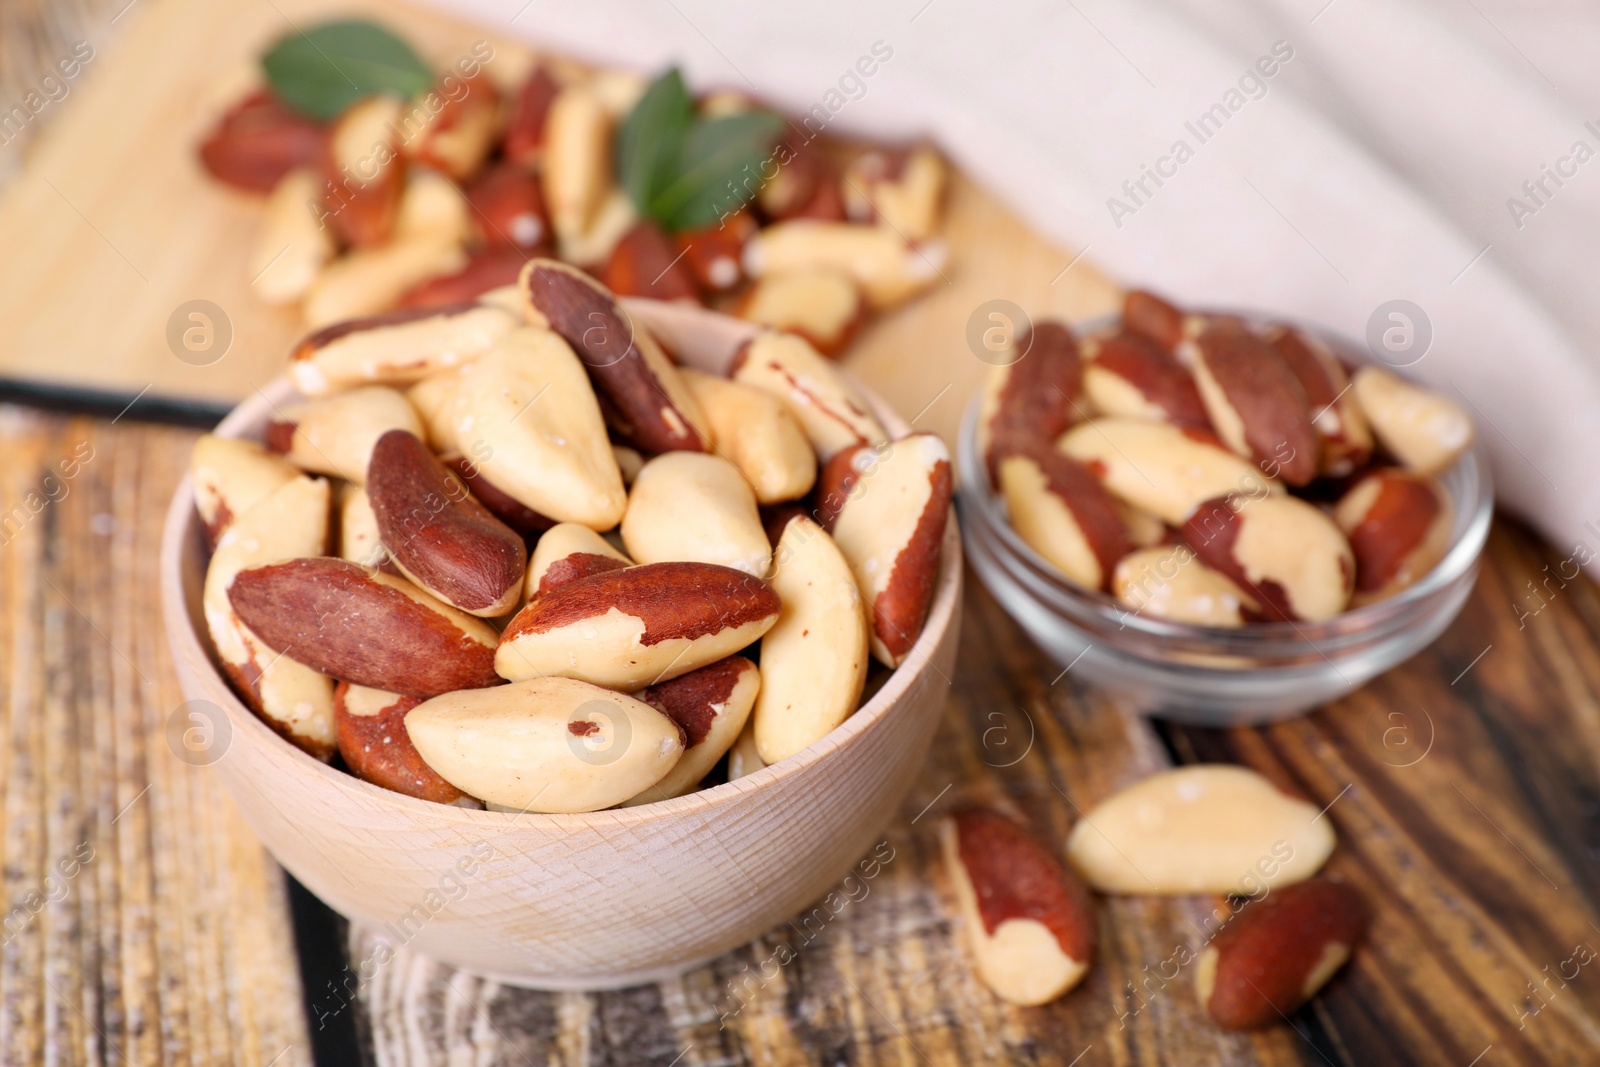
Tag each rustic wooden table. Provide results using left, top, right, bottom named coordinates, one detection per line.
left=3, top=1, right=1599, bottom=1064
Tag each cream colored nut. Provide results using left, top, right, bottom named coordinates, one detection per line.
left=1185, top=322, right=1319, bottom=486
left=1117, top=500, right=1167, bottom=549
left=1065, top=765, right=1335, bottom=895
left=542, top=85, right=612, bottom=253
left=1111, top=545, right=1252, bottom=627
left=730, top=330, right=888, bottom=461
left=554, top=187, right=637, bottom=268
left=321, top=95, right=405, bottom=248
left=586, top=68, right=647, bottom=118
left=680, top=369, right=817, bottom=504
left=752, top=515, right=869, bottom=764
left=624, top=656, right=761, bottom=805
left=621, top=453, right=771, bottom=576
left=264, top=385, right=421, bottom=484
left=842, top=145, right=946, bottom=242
left=1334, top=469, right=1452, bottom=607
left=405, top=677, right=683, bottom=813
left=525, top=522, right=631, bottom=598
left=394, top=168, right=472, bottom=246
left=303, top=237, right=468, bottom=329
left=202, top=475, right=335, bottom=760
left=251, top=168, right=335, bottom=305
left=1353, top=366, right=1474, bottom=476
left=942, top=808, right=1095, bottom=1006
left=405, top=370, right=462, bottom=451
left=402, top=75, right=501, bottom=180
left=337, top=485, right=387, bottom=569
left=829, top=432, right=952, bottom=667
left=734, top=269, right=865, bottom=357
left=291, top=303, right=519, bottom=397
left=743, top=221, right=947, bottom=309
left=997, top=446, right=1130, bottom=591
left=1182, top=493, right=1354, bottom=622
left=190, top=434, right=298, bottom=547
left=1058, top=418, right=1283, bottom=525
left=612, top=444, right=644, bottom=485
left=725, top=721, right=766, bottom=781
left=476, top=283, right=528, bottom=319
left=446, top=327, right=626, bottom=530
left=496, top=561, right=780, bottom=689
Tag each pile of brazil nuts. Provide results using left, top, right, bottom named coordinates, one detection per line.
left=190, top=258, right=952, bottom=813
left=198, top=23, right=948, bottom=349
left=940, top=764, right=1369, bottom=1029
left=978, top=289, right=1476, bottom=625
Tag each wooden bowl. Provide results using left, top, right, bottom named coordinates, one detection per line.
left=158, top=304, right=962, bottom=990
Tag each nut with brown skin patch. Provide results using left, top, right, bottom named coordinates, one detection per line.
left=198, top=88, right=329, bottom=193
left=519, top=259, right=710, bottom=454
left=752, top=515, right=870, bottom=764
left=404, top=677, right=684, bottom=813
left=624, top=656, right=760, bottom=805
left=997, top=442, right=1130, bottom=592
left=1182, top=493, right=1354, bottom=622
left=828, top=432, right=952, bottom=668
left=394, top=169, right=471, bottom=246
left=621, top=452, right=772, bottom=577
left=1352, top=366, right=1474, bottom=476
left=303, top=237, right=470, bottom=330
left=603, top=221, right=701, bottom=303
left=841, top=145, right=947, bottom=242
left=335, top=683, right=466, bottom=804
left=526, top=522, right=631, bottom=597
left=1122, top=289, right=1187, bottom=352
left=1111, top=545, right=1254, bottom=627
left=366, top=429, right=527, bottom=616
left=495, top=561, right=780, bottom=689
left=756, top=139, right=843, bottom=222
left=680, top=369, right=817, bottom=504
left=202, top=476, right=336, bottom=760
left=742, top=221, right=947, bottom=309
left=1265, top=325, right=1373, bottom=477
left=444, top=454, right=556, bottom=537
left=465, top=164, right=550, bottom=251
left=676, top=210, right=756, bottom=293
left=1185, top=322, right=1319, bottom=486
left=502, top=65, right=560, bottom=168
left=1334, top=469, right=1451, bottom=606
left=402, top=73, right=501, bottom=181
left=1081, top=329, right=1210, bottom=429
left=320, top=95, right=406, bottom=249
left=976, top=320, right=1084, bottom=481
left=941, top=808, right=1096, bottom=1006
left=1197, top=879, right=1369, bottom=1030
left=730, top=330, right=887, bottom=461
left=734, top=269, right=865, bottom=358
left=290, top=302, right=519, bottom=396
left=227, top=557, right=501, bottom=697
left=1059, top=418, right=1283, bottom=525
left=443, top=326, right=627, bottom=530
left=265, top=385, right=422, bottom=485
left=398, top=249, right=529, bottom=311
left=1066, top=765, right=1336, bottom=895
left=251, top=168, right=336, bottom=306
left=190, top=434, right=298, bottom=550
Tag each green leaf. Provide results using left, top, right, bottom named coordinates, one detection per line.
left=649, top=111, right=785, bottom=232
left=261, top=20, right=433, bottom=121
left=615, top=69, right=694, bottom=213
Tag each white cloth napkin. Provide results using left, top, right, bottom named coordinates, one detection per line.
left=443, top=0, right=1600, bottom=562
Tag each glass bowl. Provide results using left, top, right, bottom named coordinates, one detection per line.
left=955, top=314, right=1494, bottom=725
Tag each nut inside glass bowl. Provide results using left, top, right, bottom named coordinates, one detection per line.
left=955, top=312, right=1494, bottom=725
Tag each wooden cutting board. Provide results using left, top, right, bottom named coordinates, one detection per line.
left=0, top=0, right=1120, bottom=439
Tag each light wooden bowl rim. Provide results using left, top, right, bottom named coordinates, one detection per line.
left=160, top=360, right=962, bottom=831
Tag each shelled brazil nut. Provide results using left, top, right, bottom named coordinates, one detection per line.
left=982, top=289, right=1474, bottom=626
left=189, top=261, right=949, bottom=813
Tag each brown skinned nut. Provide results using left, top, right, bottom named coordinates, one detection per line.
left=198, top=89, right=329, bottom=193
left=1264, top=324, right=1373, bottom=477
left=397, top=249, right=529, bottom=310
left=1334, top=469, right=1451, bottom=606
left=402, top=73, right=501, bottom=181
left=464, top=164, right=550, bottom=251
left=520, top=259, right=710, bottom=454
left=1197, top=879, right=1369, bottom=1030
left=320, top=95, right=407, bottom=249
left=1081, top=329, right=1210, bottom=429
left=975, top=320, right=1084, bottom=481
left=602, top=221, right=701, bottom=303
left=495, top=561, right=780, bottom=689
left=1183, top=493, right=1354, bottom=622
left=335, top=683, right=468, bottom=805
left=841, top=144, right=946, bottom=241
left=443, top=455, right=556, bottom=537
left=1122, top=289, right=1187, bottom=352
left=624, top=655, right=761, bottom=805
left=227, top=557, right=501, bottom=697
left=730, top=330, right=887, bottom=461
left=676, top=210, right=757, bottom=293
left=996, top=441, right=1131, bottom=591
left=525, top=522, right=631, bottom=597
left=1184, top=322, right=1319, bottom=487
left=366, top=429, right=527, bottom=616
left=941, top=808, right=1096, bottom=1006
left=502, top=65, right=560, bottom=167
left=828, top=432, right=951, bottom=668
